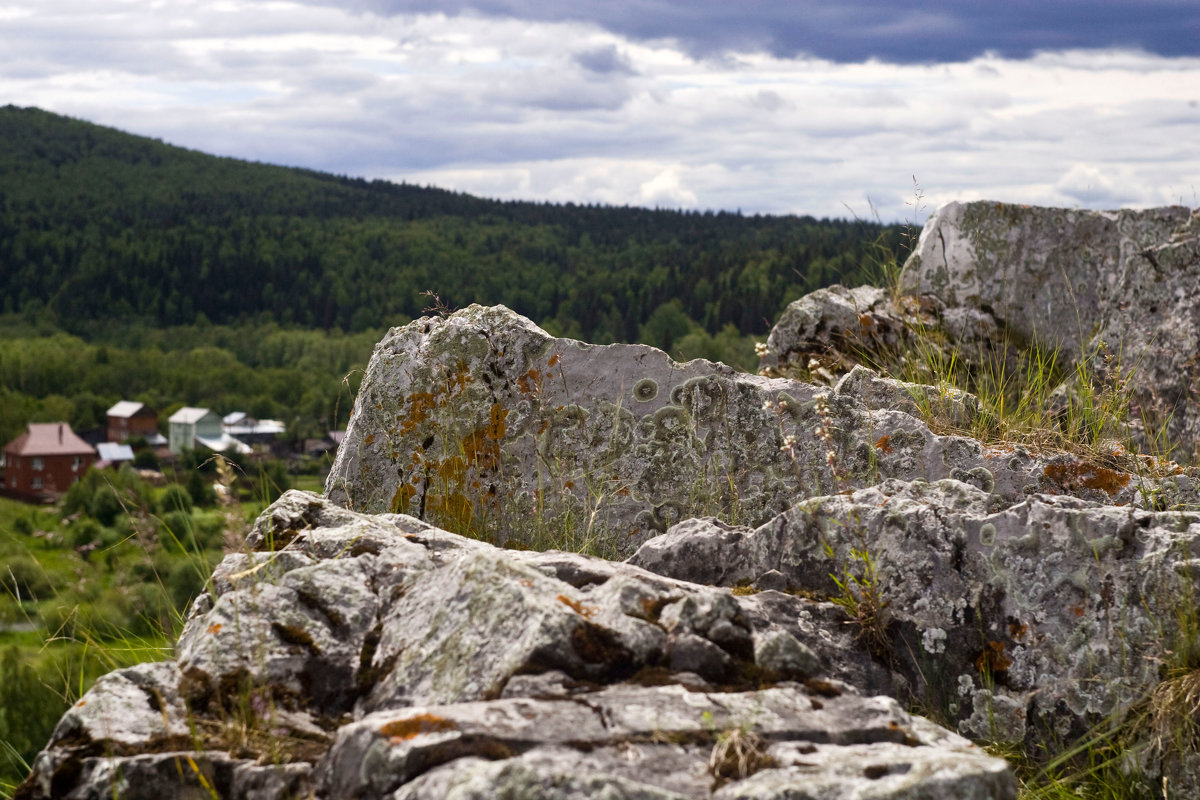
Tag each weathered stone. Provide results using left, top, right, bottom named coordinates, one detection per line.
left=316, top=684, right=1008, bottom=800
left=900, top=201, right=1200, bottom=462
left=631, top=476, right=1200, bottom=759
left=327, top=305, right=1193, bottom=561
left=19, top=491, right=1012, bottom=799
left=753, top=629, right=820, bottom=681
left=325, top=304, right=831, bottom=550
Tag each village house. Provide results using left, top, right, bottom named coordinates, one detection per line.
left=223, top=412, right=286, bottom=445
left=168, top=407, right=251, bottom=455
left=0, top=422, right=97, bottom=501
left=106, top=401, right=161, bottom=444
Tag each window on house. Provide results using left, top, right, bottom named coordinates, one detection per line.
left=32, top=457, right=43, bottom=471
left=32, top=477, right=43, bottom=490
left=72, top=457, right=83, bottom=470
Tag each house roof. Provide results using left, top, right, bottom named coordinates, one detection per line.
left=107, top=400, right=150, bottom=418
left=195, top=434, right=253, bottom=455
left=96, top=443, right=135, bottom=462
left=5, top=423, right=96, bottom=457
left=169, top=407, right=216, bottom=424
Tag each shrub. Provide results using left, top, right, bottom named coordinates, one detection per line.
left=186, top=469, right=216, bottom=508
left=70, top=518, right=102, bottom=549
left=89, top=488, right=124, bottom=527
left=132, top=448, right=159, bottom=469
left=167, top=560, right=208, bottom=615
left=1, top=556, right=51, bottom=602
left=158, top=483, right=193, bottom=514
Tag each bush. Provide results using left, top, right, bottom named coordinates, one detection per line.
left=255, top=459, right=291, bottom=503
left=159, top=510, right=194, bottom=548
left=185, top=469, right=215, bottom=508
left=12, top=515, right=33, bottom=536
left=89, top=488, right=124, bottom=527
left=1, top=556, right=51, bottom=601
left=158, top=483, right=193, bottom=514
left=168, top=560, right=208, bottom=614
left=70, top=518, right=102, bottom=549
left=132, top=448, right=159, bottom=469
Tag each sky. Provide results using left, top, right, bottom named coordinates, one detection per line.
left=3, top=0, right=1199, bottom=221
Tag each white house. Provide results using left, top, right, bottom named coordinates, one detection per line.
left=168, top=407, right=250, bottom=455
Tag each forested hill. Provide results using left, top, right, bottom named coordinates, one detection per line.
left=0, top=105, right=901, bottom=346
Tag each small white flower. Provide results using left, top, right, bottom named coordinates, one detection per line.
left=754, top=342, right=769, bottom=357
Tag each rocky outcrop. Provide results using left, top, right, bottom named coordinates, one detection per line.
left=766, top=201, right=1200, bottom=462
left=20, top=202, right=1200, bottom=797
left=326, top=306, right=1194, bottom=558
left=17, top=491, right=1014, bottom=800
left=630, top=479, right=1200, bottom=760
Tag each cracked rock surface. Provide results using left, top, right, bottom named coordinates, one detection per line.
left=17, top=492, right=1012, bottom=800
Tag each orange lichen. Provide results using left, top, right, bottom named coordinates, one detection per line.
left=206, top=623, right=223, bottom=635
left=364, top=434, right=375, bottom=446
left=556, top=594, right=597, bottom=619
left=517, top=368, right=543, bottom=395
left=975, top=641, right=1013, bottom=673
left=874, top=435, right=893, bottom=454
left=379, top=713, right=457, bottom=742
left=1043, top=461, right=1130, bottom=495
left=1008, top=621, right=1029, bottom=641
left=391, top=483, right=418, bottom=514
left=547, top=354, right=560, bottom=367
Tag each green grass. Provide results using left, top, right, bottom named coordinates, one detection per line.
left=0, top=462, right=265, bottom=796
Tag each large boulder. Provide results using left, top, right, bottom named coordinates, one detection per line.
left=326, top=306, right=1193, bottom=557
left=765, top=201, right=1200, bottom=462
left=16, top=491, right=1014, bottom=800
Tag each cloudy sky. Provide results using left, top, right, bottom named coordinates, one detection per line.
left=3, top=1, right=1199, bottom=220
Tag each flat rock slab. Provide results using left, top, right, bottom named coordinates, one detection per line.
left=319, top=684, right=1013, bottom=800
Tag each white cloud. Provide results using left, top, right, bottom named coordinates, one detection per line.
left=1, top=1, right=1197, bottom=220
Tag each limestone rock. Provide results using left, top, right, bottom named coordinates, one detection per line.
left=904, top=201, right=1199, bottom=461
left=631, top=477, right=1200, bottom=757
left=327, top=305, right=1192, bottom=559
left=20, top=491, right=1013, bottom=799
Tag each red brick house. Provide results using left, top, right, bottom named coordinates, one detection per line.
left=106, top=401, right=159, bottom=443
left=1, top=423, right=96, bottom=502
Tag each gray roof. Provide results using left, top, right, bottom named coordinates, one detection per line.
left=107, top=400, right=146, bottom=418
left=96, top=443, right=135, bottom=461
left=169, top=407, right=215, bottom=424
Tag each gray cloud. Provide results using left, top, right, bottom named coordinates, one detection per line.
left=2, top=1, right=1197, bottom=220
left=288, top=0, right=1200, bottom=63
left=574, top=44, right=636, bottom=75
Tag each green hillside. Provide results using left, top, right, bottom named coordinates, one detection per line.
left=0, top=105, right=901, bottom=343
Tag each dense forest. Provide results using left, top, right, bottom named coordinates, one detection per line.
left=0, top=105, right=901, bottom=343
